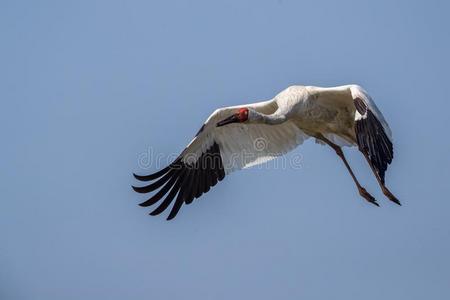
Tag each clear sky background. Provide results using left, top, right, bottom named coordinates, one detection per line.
left=1, top=1, right=450, bottom=299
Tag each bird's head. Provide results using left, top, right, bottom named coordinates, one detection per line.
left=216, top=108, right=249, bottom=127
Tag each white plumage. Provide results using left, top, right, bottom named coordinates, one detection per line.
left=133, top=84, right=400, bottom=220
left=183, top=103, right=308, bottom=173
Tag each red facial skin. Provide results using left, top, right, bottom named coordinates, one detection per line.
left=216, top=108, right=249, bottom=127
left=238, top=108, right=249, bottom=122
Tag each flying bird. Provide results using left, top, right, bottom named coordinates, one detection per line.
left=133, top=85, right=400, bottom=220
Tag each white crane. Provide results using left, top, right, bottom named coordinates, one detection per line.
left=133, top=85, right=400, bottom=220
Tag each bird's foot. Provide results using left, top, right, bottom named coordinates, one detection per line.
left=358, top=187, right=379, bottom=207
left=382, top=186, right=401, bottom=206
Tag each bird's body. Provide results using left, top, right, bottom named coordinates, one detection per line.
left=273, top=85, right=356, bottom=144
left=133, top=84, right=399, bottom=219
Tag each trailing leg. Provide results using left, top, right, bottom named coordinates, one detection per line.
left=361, top=150, right=401, bottom=205
left=316, top=134, right=378, bottom=206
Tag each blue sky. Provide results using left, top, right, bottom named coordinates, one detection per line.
left=1, top=0, right=449, bottom=299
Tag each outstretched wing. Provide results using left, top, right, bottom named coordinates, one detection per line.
left=133, top=101, right=309, bottom=220
left=350, top=85, right=393, bottom=183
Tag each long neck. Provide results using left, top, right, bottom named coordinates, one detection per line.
left=254, top=110, right=287, bottom=125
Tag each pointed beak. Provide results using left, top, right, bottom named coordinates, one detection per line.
left=216, top=114, right=240, bottom=127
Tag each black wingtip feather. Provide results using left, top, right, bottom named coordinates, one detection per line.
left=133, top=157, right=183, bottom=182
left=132, top=169, right=176, bottom=194
left=133, top=142, right=225, bottom=219
left=133, top=168, right=168, bottom=181
left=133, top=173, right=152, bottom=181
left=355, top=109, right=393, bottom=184
left=132, top=185, right=148, bottom=194
left=167, top=168, right=195, bottom=220
left=138, top=171, right=181, bottom=207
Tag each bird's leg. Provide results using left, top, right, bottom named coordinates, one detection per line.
left=361, top=151, right=401, bottom=205
left=315, top=134, right=378, bottom=206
